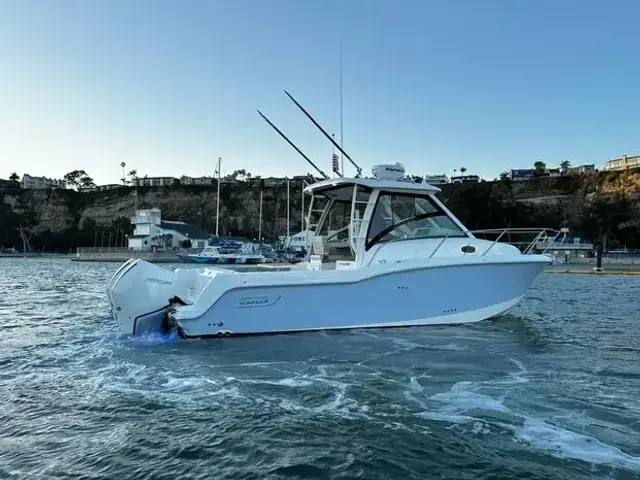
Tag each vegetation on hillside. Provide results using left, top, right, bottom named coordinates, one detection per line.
left=1, top=170, right=639, bottom=252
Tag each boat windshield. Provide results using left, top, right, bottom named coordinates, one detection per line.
left=366, top=192, right=467, bottom=250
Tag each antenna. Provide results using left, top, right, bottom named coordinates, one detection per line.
left=339, top=40, right=344, bottom=176
left=257, top=110, right=330, bottom=180
left=283, top=89, right=362, bottom=178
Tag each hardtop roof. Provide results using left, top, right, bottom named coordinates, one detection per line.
left=303, top=177, right=441, bottom=195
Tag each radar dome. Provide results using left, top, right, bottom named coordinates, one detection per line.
left=371, top=163, right=406, bottom=180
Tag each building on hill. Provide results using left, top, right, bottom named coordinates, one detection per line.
left=180, top=175, right=213, bottom=186
left=263, top=177, right=288, bottom=187
left=424, top=174, right=449, bottom=185
left=21, top=174, right=66, bottom=189
left=97, top=184, right=122, bottom=191
left=128, top=208, right=209, bottom=250
left=509, top=169, right=534, bottom=181
left=566, top=164, right=595, bottom=175
left=450, top=174, right=480, bottom=184
left=0, top=178, right=20, bottom=188
left=133, top=176, right=179, bottom=187
left=603, top=154, right=640, bottom=172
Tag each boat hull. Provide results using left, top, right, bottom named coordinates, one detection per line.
left=172, top=259, right=546, bottom=338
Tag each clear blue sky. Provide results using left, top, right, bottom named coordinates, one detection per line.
left=1, top=0, right=639, bottom=185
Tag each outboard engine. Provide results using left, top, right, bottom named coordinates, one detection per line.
left=107, top=259, right=181, bottom=336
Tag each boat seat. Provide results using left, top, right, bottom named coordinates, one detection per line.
left=312, top=236, right=328, bottom=260
left=306, top=255, right=323, bottom=271
left=335, top=260, right=356, bottom=270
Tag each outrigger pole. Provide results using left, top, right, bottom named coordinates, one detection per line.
left=256, top=110, right=330, bottom=181
left=283, top=90, right=362, bottom=178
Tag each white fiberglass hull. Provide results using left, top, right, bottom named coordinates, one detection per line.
left=106, top=256, right=548, bottom=338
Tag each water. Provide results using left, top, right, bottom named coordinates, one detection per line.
left=1, top=259, right=639, bottom=479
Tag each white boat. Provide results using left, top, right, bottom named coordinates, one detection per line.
left=107, top=165, right=552, bottom=338
left=178, top=244, right=265, bottom=265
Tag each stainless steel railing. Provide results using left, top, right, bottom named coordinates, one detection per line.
left=471, top=228, right=566, bottom=256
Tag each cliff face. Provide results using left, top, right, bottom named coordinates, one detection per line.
left=1, top=171, right=639, bottom=251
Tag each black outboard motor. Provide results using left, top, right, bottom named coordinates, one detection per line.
left=161, top=295, right=189, bottom=335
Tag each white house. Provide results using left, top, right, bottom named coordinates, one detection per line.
left=21, top=174, right=66, bottom=189
left=180, top=175, right=214, bottom=186
left=133, top=177, right=179, bottom=187
left=424, top=174, right=449, bottom=185
left=128, top=208, right=209, bottom=250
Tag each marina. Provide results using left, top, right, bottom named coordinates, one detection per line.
left=1, top=2, right=639, bottom=478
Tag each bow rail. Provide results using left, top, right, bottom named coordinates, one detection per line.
left=471, top=228, right=567, bottom=256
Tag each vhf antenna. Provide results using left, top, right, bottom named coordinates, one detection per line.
left=257, top=110, right=330, bottom=180
left=283, top=90, right=362, bottom=178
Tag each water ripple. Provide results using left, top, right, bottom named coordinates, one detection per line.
left=0, top=258, right=638, bottom=479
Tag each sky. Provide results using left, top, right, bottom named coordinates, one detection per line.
left=1, top=0, right=639, bottom=185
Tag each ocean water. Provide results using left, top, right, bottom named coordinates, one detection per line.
left=0, top=258, right=639, bottom=479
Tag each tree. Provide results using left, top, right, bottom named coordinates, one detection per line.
left=12, top=192, right=40, bottom=252
left=64, top=170, right=95, bottom=192
left=120, top=162, right=126, bottom=185
left=127, top=169, right=138, bottom=185
left=533, top=161, right=546, bottom=177
left=560, top=160, right=571, bottom=175
left=16, top=225, right=36, bottom=252
left=460, top=167, right=467, bottom=175
left=81, top=175, right=96, bottom=191
left=111, top=216, right=133, bottom=247
left=181, top=238, right=192, bottom=249
left=225, top=169, right=252, bottom=182
left=9, top=172, right=19, bottom=183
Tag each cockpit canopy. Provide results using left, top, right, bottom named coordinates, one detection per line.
left=305, top=179, right=470, bottom=263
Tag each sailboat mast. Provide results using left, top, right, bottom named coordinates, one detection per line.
left=216, top=157, right=221, bottom=237
left=258, top=189, right=263, bottom=244
left=301, top=180, right=304, bottom=232
left=286, top=177, right=290, bottom=238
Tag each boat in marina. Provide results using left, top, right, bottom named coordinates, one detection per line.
left=106, top=91, right=553, bottom=338
left=177, top=244, right=265, bottom=265
left=107, top=169, right=553, bottom=338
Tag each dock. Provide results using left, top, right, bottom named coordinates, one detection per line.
left=545, top=268, right=640, bottom=276
left=71, top=248, right=180, bottom=263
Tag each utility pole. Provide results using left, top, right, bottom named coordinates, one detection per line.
left=216, top=157, right=221, bottom=237
left=286, top=177, right=290, bottom=238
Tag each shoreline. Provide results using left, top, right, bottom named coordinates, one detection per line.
left=3, top=254, right=640, bottom=275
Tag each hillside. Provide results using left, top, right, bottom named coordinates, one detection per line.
left=1, top=171, right=639, bottom=252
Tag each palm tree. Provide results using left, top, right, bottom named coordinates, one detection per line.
left=453, top=168, right=458, bottom=178
left=127, top=169, right=138, bottom=186
left=9, top=172, right=19, bottom=182
left=120, top=161, right=126, bottom=185
left=559, top=160, right=571, bottom=174
left=460, top=167, right=467, bottom=175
